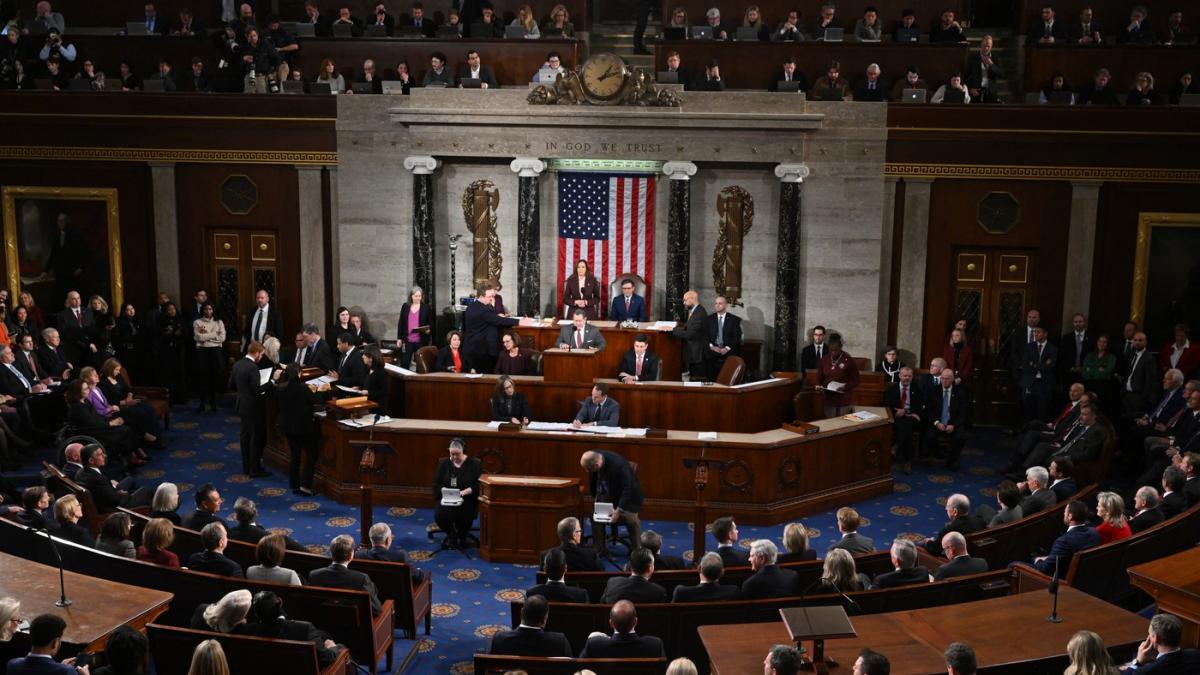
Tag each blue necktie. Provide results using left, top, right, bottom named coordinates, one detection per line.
left=941, top=389, right=951, bottom=425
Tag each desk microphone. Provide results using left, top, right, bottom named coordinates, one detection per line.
left=367, top=411, right=381, bottom=444
left=27, top=523, right=71, bottom=607
left=797, top=575, right=862, bottom=614
left=1046, top=556, right=1062, bottom=623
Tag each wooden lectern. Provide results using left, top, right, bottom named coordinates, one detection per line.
left=541, top=348, right=603, bottom=383
left=683, top=455, right=727, bottom=560
left=779, top=606, right=857, bottom=673
left=478, top=475, right=581, bottom=563
left=351, top=440, right=394, bottom=546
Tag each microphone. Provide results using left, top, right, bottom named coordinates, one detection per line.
left=367, top=411, right=381, bottom=444
left=1046, top=556, right=1062, bottom=623
left=26, top=523, right=71, bottom=607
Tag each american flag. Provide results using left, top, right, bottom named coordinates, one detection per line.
left=557, top=172, right=655, bottom=318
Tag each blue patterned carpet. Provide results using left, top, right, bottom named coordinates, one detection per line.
left=12, top=404, right=1015, bottom=674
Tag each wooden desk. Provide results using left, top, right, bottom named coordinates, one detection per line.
left=0, top=550, right=173, bottom=652
left=541, top=348, right=603, bottom=383
left=699, top=586, right=1146, bottom=675
left=479, top=475, right=581, bottom=563
left=519, top=322, right=683, bottom=381
left=1128, top=546, right=1200, bottom=648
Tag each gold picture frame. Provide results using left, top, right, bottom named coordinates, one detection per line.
left=1, top=186, right=124, bottom=310
left=1130, top=211, right=1200, bottom=327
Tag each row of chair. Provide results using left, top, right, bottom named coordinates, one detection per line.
left=147, top=623, right=352, bottom=675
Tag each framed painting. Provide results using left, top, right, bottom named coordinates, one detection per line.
left=1130, top=212, right=1200, bottom=346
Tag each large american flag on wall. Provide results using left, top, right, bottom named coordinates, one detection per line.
left=557, top=172, right=655, bottom=318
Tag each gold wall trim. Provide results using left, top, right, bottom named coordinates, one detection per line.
left=885, top=163, right=1200, bottom=183
left=1130, top=212, right=1200, bottom=326
left=0, top=146, right=337, bottom=166
left=2, top=186, right=124, bottom=310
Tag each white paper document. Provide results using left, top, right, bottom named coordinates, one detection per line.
left=556, top=319, right=573, bottom=326
left=335, top=384, right=359, bottom=393
left=843, top=411, right=880, bottom=422
left=650, top=321, right=677, bottom=330
left=306, top=375, right=334, bottom=386
left=528, top=421, right=573, bottom=432
left=683, top=381, right=704, bottom=387
left=259, top=369, right=273, bottom=386
left=698, top=431, right=719, bottom=440
left=463, top=373, right=484, bottom=379
left=824, top=381, right=846, bottom=393
left=440, top=488, right=463, bottom=507
left=486, top=421, right=503, bottom=428
left=384, top=362, right=415, bottom=376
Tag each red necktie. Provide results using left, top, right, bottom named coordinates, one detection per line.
left=1053, top=404, right=1073, bottom=425
left=576, top=330, right=582, bottom=348
left=625, top=298, right=631, bottom=313
left=636, top=356, right=642, bottom=378
left=900, top=385, right=907, bottom=409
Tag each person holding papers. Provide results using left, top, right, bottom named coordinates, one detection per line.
left=329, top=333, right=367, bottom=390
left=573, top=383, right=620, bottom=427
left=558, top=309, right=607, bottom=351
left=464, top=283, right=523, bottom=374
left=816, top=332, right=860, bottom=417
left=272, top=364, right=324, bottom=496
left=490, top=375, right=530, bottom=425
left=432, top=438, right=482, bottom=549
left=232, top=341, right=274, bottom=479
left=581, top=449, right=644, bottom=556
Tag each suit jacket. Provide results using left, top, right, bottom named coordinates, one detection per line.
left=579, top=632, right=665, bottom=659
left=231, top=356, right=267, bottom=416
left=396, top=302, right=434, bottom=347
left=588, top=449, right=642, bottom=512
left=1033, top=525, right=1100, bottom=575
left=562, top=275, right=601, bottom=320
left=182, top=509, right=221, bottom=531
left=829, top=532, right=874, bottom=555
left=331, top=346, right=368, bottom=388
left=852, top=78, right=886, bottom=101
left=1161, top=491, right=1187, bottom=519
left=1124, top=350, right=1160, bottom=413
left=575, top=395, right=620, bottom=426
left=770, top=69, right=809, bottom=91
left=243, top=302, right=283, bottom=348
left=308, top=563, right=382, bottom=614
left=54, top=520, right=94, bottom=548
left=600, top=575, right=668, bottom=604
left=75, top=467, right=127, bottom=513
left=489, top=626, right=572, bottom=658
left=1010, top=326, right=1038, bottom=374
left=1161, top=342, right=1200, bottom=377
left=964, top=52, right=1002, bottom=92
left=5, top=656, right=77, bottom=675
left=924, top=514, right=986, bottom=554
left=360, top=545, right=410, bottom=564
left=1128, top=648, right=1200, bottom=673
left=740, top=564, right=800, bottom=599
left=556, top=542, right=603, bottom=571
left=672, top=581, right=740, bottom=602
left=1018, top=341, right=1058, bottom=392
left=932, top=555, right=988, bottom=580
left=1058, top=331, right=1096, bottom=374
left=705, top=312, right=743, bottom=357
left=455, top=63, right=499, bottom=88
left=885, top=381, right=923, bottom=419
left=653, top=552, right=686, bottom=570
left=13, top=348, right=41, bottom=382
left=35, top=344, right=71, bottom=379
left=1130, top=507, right=1165, bottom=533
left=873, top=565, right=931, bottom=589
left=302, top=338, right=337, bottom=372
left=1185, top=476, right=1200, bottom=507
left=1147, top=387, right=1187, bottom=426
left=273, top=381, right=323, bottom=436
left=1019, top=487, right=1058, bottom=515
left=925, top=385, right=968, bottom=429
left=715, top=544, right=750, bottom=567
left=1068, top=21, right=1102, bottom=43
left=1029, top=19, right=1068, bottom=41
left=56, top=307, right=94, bottom=362
left=1050, top=478, right=1078, bottom=503
left=609, top=293, right=647, bottom=322
left=526, top=581, right=588, bottom=603
left=800, top=343, right=830, bottom=372
left=0, top=363, right=33, bottom=397
left=490, top=393, right=530, bottom=422
left=672, top=305, right=708, bottom=366
left=434, top=347, right=470, bottom=373
left=238, top=619, right=340, bottom=667
left=187, top=550, right=245, bottom=577
left=463, top=301, right=518, bottom=359
left=618, top=350, right=660, bottom=382
left=557, top=323, right=606, bottom=351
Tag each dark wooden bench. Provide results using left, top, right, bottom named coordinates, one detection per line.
left=0, top=518, right=394, bottom=672
left=121, top=507, right=432, bottom=640
left=963, top=483, right=1099, bottom=571
left=475, top=654, right=668, bottom=675
left=147, top=623, right=352, bottom=675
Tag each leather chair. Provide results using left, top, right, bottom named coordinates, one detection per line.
left=413, top=346, right=438, bottom=374
left=715, top=356, right=746, bottom=386
left=528, top=350, right=544, bottom=375
left=608, top=273, right=648, bottom=320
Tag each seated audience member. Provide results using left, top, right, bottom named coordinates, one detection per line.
left=444, top=9, right=463, bottom=36
left=173, top=8, right=205, bottom=37
left=662, top=50, right=690, bottom=85
left=640, top=530, right=684, bottom=570
left=1048, top=457, right=1078, bottom=502
left=136, top=517, right=180, bottom=567
left=618, top=335, right=659, bottom=383
left=890, top=65, right=927, bottom=101
left=1127, top=613, right=1200, bottom=671
left=1029, top=501, right=1100, bottom=575
left=573, top=383, right=620, bottom=427
left=1094, top=491, right=1133, bottom=544
left=854, top=6, right=881, bottom=40
left=873, top=538, right=929, bottom=588
left=712, top=515, right=749, bottom=566
left=511, top=4, right=540, bottom=38
left=773, top=9, right=803, bottom=41
left=309, top=535, right=382, bottom=614
left=331, top=5, right=363, bottom=36
left=490, top=376, right=530, bottom=424
left=52, top=494, right=93, bottom=548
left=550, top=516, right=603, bottom=571
left=188, top=522, right=244, bottom=577
left=361, top=522, right=414, bottom=565
left=99, top=624, right=149, bottom=675
left=187, top=58, right=212, bottom=92
left=892, top=9, right=919, bottom=42
left=981, top=479, right=1023, bottom=527
left=966, top=35, right=1001, bottom=103
left=183, top=482, right=223, bottom=530
left=32, top=1, right=66, bottom=34
left=811, top=59, right=850, bottom=100
left=855, top=649, right=891, bottom=675
left=1118, top=5, right=1155, bottom=44
left=764, top=644, right=803, bottom=675
left=544, top=4, right=576, bottom=38
left=579, top=600, right=666, bottom=658
left=531, top=51, right=566, bottom=82
left=76, top=444, right=152, bottom=512
left=829, top=506, right=874, bottom=554
left=1160, top=9, right=1195, bottom=45
left=741, top=5, right=770, bottom=41
left=1029, top=5, right=1067, bottom=44
left=1161, top=464, right=1188, bottom=518
left=528, top=548, right=588, bottom=603
left=932, top=532, right=987, bottom=579
left=495, top=333, right=535, bottom=376
left=16, top=486, right=53, bottom=530
left=1026, top=404, right=1104, bottom=473
left=812, top=2, right=840, bottom=40
left=1079, top=68, right=1120, bottom=105
left=352, top=58, right=382, bottom=94
left=929, top=9, right=964, bottom=42
left=771, top=55, right=810, bottom=91
left=878, top=346, right=905, bottom=383
left=192, top=589, right=251, bottom=633
left=922, top=369, right=969, bottom=469
left=610, top=278, right=647, bottom=323
left=601, top=548, right=667, bottom=603
left=148, top=59, right=177, bottom=91
left=1129, top=485, right=1164, bottom=533
left=702, top=8, right=729, bottom=40
left=435, top=330, right=471, bottom=373
left=228, top=497, right=301, bottom=550
left=1040, top=72, right=1075, bottom=104
left=1183, top=452, right=1200, bottom=506
left=852, top=63, right=885, bottom=101
left=1127, top=71, right=1163, bottom=106
left=777, top=521, right=817, bottom=562
left=668, top=658, right=699, bottom=675
left=247, top=533, right=302, bottom=585
left=1018, top=465, right=1058, bottom=514
left=472, top=5, right=505, bottom=38
left=691, top=59, right=724, bottom=91
left=490, top=594, right=570, bottom=657
left=922, top=493, right=984, bottom=554
left=423, top=51, right=452, bottom=87
left=886, top=366, right=921, bottom=474
left=931, top=73, right=970, bottom=103
left=362, top=1, right=392, bottom=34
left=1068, top=7, right=1102, bottom=44
left=38, top=29, right=75, bottom=65
left=117, top=61, right=142, bottom=91
left=389, top=61, right=413, bottom=95
left=672, top=551, right=739, bottom=602
left=315, top=58, right=345, bottom=94
left=664, top=6, right=690, bottom=35
left=741, top=539, right=800, bottom=599
left=241, top=591, right=344, bottom=668
left=6, top=614, right=79, bottom=674
left=814, top=548, right=870, bottom=594
left=432, top=438, right=481, bottom=548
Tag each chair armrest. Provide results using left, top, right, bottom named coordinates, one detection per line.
left=1009, top=564, right=1053, bottom=593
left=320, top=643, right=353, bottom=675
left=412, top=574, right=432, bottom=622
left=372, top=599, right=395, bottom=647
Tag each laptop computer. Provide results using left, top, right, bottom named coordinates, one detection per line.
left=279, top=21, right=299, bottom=34
left=1179, top=94, right=1200, bottom=106
left=593, top=502, right=615, bottom=523
left=1049, top=91, right=1074, bottom=105
left=104, top=78, right=124, bottom=91
left=282, top=80, right=305, bottom=94
left=293, top=22, right=316, bottom=37
left=436, top=26, right=462, bottom=38
left=776, top=80, right=801, bottom=92
left=663, top=26, right=686, bottom=40
left=943, top=87, right=966, bottom=103
left=901, top=87, right=927, bottom=103
left=811, top=87, right=843, bottom=101
left=895, top=27, right=920, bottom=42
left=505, top=25, right=527, bottom=39
left=543, top=27, right=564, bottom=37
left=440, top=488, right=463, bottom=507
left=365, top=24, right=389, bottom=37
left=820, top=27, right=844, bottom=41
left=656, top=71, right=679, bottom=84
left=332, top=23, right=353, bottom=37
left=735, top=26, right=760, bottom=41
left=691, top=26, right=713, bottom=39
left=469, top=22, right=491, bottom=37
left=535, top=68, right=559, bottom=84
left=309, top=82, right=332, bottom=95
left=67, top=78, right=92, bottom=91
left=125, top=22, right=150, bottom=36
left=380, top=80, right=406, bottom=94
left=142, top=78, right=165, bottom=92
left=351, top=82, right=375, bottom=94
left=460, top=77, right=483, bottom=89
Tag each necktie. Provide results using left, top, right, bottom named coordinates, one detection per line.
left=253, top=308, right=264, bottom=341
left=26, top=353, right=38, bottom=380
left=1028, top=328, right=1035, bottom=343
left=576, top=330, right=582, bottom=348
left=717, top=316, right=724, bottom=346
left=74, top=309, right=81, bottom=326
left=339, top=351, right=349, bottom=371
left=1054, top=403, right=1073, bottom=425
left=294, top=348, right=304, bottom=365
left=900, top=385, right=908, bottom=410
left=625, top=297, right=631, bottom=314
left=869, top=81, right=875, bottom=90
left=1045, top=23, right=1051, bottom=36
left=816, top=345, right=822, bottom=360
left=1125, top=340, right=1133, bottom=357
left=636, top=355, right=643, bottom=378
left=7, top=365, right=29, bottom=390
left=1075, top=334, right=1083, bottom=365
left=941, top=389, right=951, bottom=425
left=1152, top=392, right=1171, bottom=420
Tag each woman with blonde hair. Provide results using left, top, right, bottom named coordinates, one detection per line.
left=543, top=4, right=575, bottom=37
left=1064, top=630, right=1117, bottom=675
left=0, top=597, right=20, bottom=641
left=666, top=657, right=698, bottom=675
left=53, top=494, right=94, bottom=548
left=86, top=294, right=115, bottom=367
left=777, top=522, right=817, bottom=563
left=195, top=589, right=252, bottom=634
left=814, top=548, right=869, bottom=593
left=1095, top=492, right=1132, bottom=544
left=187, top=639, right=230, bottom=675
left=512, top=4, right=540, bottom=38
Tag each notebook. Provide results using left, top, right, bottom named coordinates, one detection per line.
left=332, top=23, right=353, bottom=37
left=459, top=77, right=483, bottom=89
left=309, top=81, right=332, bottom=95
left=142, top=78, right=165, bottom=92
left=440, top=488, right=463, bottom=507
left=1048, top=91, right=1074, bottom=105
left=293, top=22, right=316, bottom=37
left=662, top=26, right=687, bottom=40
left=593, top=501, right=615, bottom=523
left=381, top=80, right=407, bottom=94
left=436, top=26, right=462, bottom=38
left=820, top=27, right=844, bottom=41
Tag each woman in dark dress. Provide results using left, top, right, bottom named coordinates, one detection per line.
left=98, top=358, right=162, bottom=447
left=86, top=295, right=116, bottom=369
left=155, top=302, right=186, bottom=404
left=432, top=437, right=482, bottom=548
left=65, top=378, right=139, bottom=464
left=5, top=306, right=34, bottom=346
left=114, top=303, right=144, bottom=377
left=330, top=306, right=353, bottom=341
left=271, top=364, right=324, bottom=496
left=489, top=375, right=530, bottom=424
left=17, top=292, right=45, bottom=336
left=349, top=312, right=375, bottom=345
left=877, top=345, right=904, bottom=384
left=942, top=328, right=974, bottom=387
left=435, top=330, right=471, bottom=373
left=562, top=259, right=601, bottom=320
left=396, top=286, right=433, bottom=369
left=149, top=482, right=182, bottom=525
left=52, top=494, right=94, bottom=548
left=776, top=521, right=818, bottom=563
left=495, top=331, right=535, bottom=375
left=361, top=346, right=389, bottom=412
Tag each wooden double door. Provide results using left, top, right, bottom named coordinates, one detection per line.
left=207, top=229, right=284, bottom=345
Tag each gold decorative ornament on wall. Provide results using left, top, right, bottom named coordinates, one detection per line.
left=461, top=180, right=502, bottom=289
left=712, top=186, right=753, bottom=306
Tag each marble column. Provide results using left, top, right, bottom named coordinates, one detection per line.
left=296, top=166, right=327, bottom=324
left=896, top=178, right=933, bottom=365
left=404, top=155, right=439, bottom=312
left=1063, top=181, right=1102, bottom=329
left=149, top=162, right=180, bottom=300
left=773, top=163, right=810, bottom=372
left=510, top=157, right=546, bottom=317
left=662, top=161, right=697, bottom=322
left=876, top=177, right=899, bottom=355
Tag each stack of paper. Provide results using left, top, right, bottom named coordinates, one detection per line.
left=384, top=363, right=415, bottom=376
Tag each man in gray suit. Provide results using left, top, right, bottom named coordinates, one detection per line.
left=828, top=506, right=875, bottom=554
left=1017, top=465, right=1057, bottom=515
left=672, top=290, right=708, bottom=379
left=557, top=308, right=607, bottom=351
left=573, top=383, right=620, bottom=427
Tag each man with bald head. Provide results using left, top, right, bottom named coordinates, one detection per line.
left=578, top=600, right=664, bottom=658
left=672, top=290, right=707, bottom=380
left=922, top=369, right=969, bottom=470
left=932, top=531, right=987, bottom=579
left=581, top=450, right=643, bottom=556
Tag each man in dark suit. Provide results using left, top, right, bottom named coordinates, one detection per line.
left=800, top=325, right=828, bottom=373
left=672, top=290, right=707, bottom=379
left=618, top=334, right=660, bottom=383
left=923, top=369, right=969, bottom=471
left=1018, top=327, right=1058, bottom=424
left=228, top=496, right=303, bottom=551
left=1026, top=404, right=1106, bottom=470
left=1125, top=370, right=1187, bottom=459
left=329, top=333, right=367, bottom=389
left=186, top=522, right=245, bottom=578
left=232, top=342, right=272, bottom=477
left=1009, top=309, right=1041, bottom=383
left=922, top=493, right=985, bottom=555
left=55, top=291, right=94, bottom=368
left=302, top=0, right=334, bottom=37
left=5, top=614, right=78, bottom=675
left=1030, top=501, right=1100, bottom=575
left=1058, top=313, right=1095, bottom=386
left=1123, top=331, right=1160, bottom=416
left=361, top=522, right=414, bottom=565
left=932, top=532, right=988, bottom=580
left=75, top=444, right=151, bottom=512
left=704, top=295, right=743, bottom=381
left=308, top=534, right=382, bottom=615
left=463, top=285, right=520, bottom=374
left=1029, top=5, right=1068, bottom=43
left=672, top=551, right=739, bottom=602
left=36, top=328, right=73, bottom=381
left=1183, top=452, right=1200, bottom=507
left=399, top=2, right=435, bottom=36
left=300, top=324, right=337, bottom=371
left=711, top=515, right=750, bottom=566
left=489, top=594, right=572, bottom=657
left=573, top=383, right=620, bottom=427
left=851, top=63, right=885, bottom=101
left=771, top=56, right=810, bottom=92
left=661, top=51, right=691, bottom=90
left=964, top=35, right=1002, bottom=103
left=578, top=600, right=665, bottom=658
left=873, top=539, right=930, bottom=589
left=557, top=309, right=606, bottom=351
left=241, top=591, right=345, bottom=669
left=740, top=539, right=800, bottom=599
left=528, top=548, right=589, bottom=603
left=456, top=49, right=499, bottom=88
left=43, top=213, right=87, bottom=305
left=1160, top=465, right=1188, bottom=519
left=1067, top=7, right=1102, bottom=44
left=547, top=516, right=603, bottom=572
left=182, top=482, right=223, bottom=530
left=1126, top=613, right=1200, bottom=673
left=886, top=366, right=923, bottom=475
left=1048, top=457, right=1078, bottom=502
left=242, top=289, right=283, bottom=352
left=13, top=334, right=48, bottom=385
left=609, top=279, right=648, bottom=322
left=1130, top=486, right=1166, bottom=533
left=0, top=344, right=48, bottom=398
left=600, top=548, right=667, bottom=603
left=331, top=6, right=363, bottom=36
left=1018, top=466, right=1058, bottom=515
left=640, top=530, right=685, bottom=570
left=1008, top=383, right=1087, bottom=473
left=581, top=449, right=643, bottom=556
left=828, top=506, right=875, bottom=554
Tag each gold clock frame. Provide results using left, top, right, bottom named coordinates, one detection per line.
left=1, top=186, right=124, bottom=309
left=1130, top=211, right=1200, bottom=326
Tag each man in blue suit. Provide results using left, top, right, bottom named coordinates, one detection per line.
left=463, top=283, right=521, bottom=374
left=1031, top=500, right=1099, bottom=575
left=609, top=279, right=647, bottom=323
left=1018, top=326, right=1058, bottom=424
left=1125, top=613, right=1200, bottom=673
left=573, top=383, right=620, bottom=427
left=6, top=614, right=83, bottom=675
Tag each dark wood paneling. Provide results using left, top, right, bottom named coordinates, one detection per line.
left=659, top=0, right=965, bottom=30
left=1024, top=45, right=1200, bottom=94
left=1015, top=0, right=1186, bottom=35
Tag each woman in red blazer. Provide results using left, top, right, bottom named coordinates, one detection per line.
left=562, top=259, right=601, bottom=320
left=943, top=327, right=974, bottom=386
left=1160, top=323, right=1200, bottom=377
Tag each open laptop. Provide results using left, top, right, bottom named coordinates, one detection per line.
left=894, top=27, right=920, bottom=42
left=656, top=71, right=679, bottom=84
left=436, top=26, right=462, bottom=38
left=381, top=80, right=407, bottom=94
left=351, top=82, right=375, bottom=94
left=309, top=81, right=332, bottom=95
left=1048, top=91, right=1074, bottom=105
left=691, top=26, right=713, bottom=39
left=820, top=27, right=844, bottom=41
left=535, top=68, right=558, bottom=84
left=440, top=488, right=463, bottom=507
left=293, top=22, right=316, bottom=37
left=593, top=502, right=615, bottom=523
left=1179, top=94, right=1200, bottom=106
left=469, top=22, right=491, bottom=37
left=281, top=80, right=305, bottom=94
left=332, top=23, right=354, bottom=37
left=901, top=87, right=927, bottom=103
left=365, top=24, right=389, bottom=37
left=459, top=77, right=483, bottom=89
left=811, top=87, right=843, bottom=101
left=142, top=78, right=165, bottom=92
left=505, top=25, right=528, bottom=39
left=943, top=88, right=966, bottom=103
left=125, top=22, right=150, bottom=36
left=543, top=27, right=564, bottom=37
left=735, top=26, right=760, bottom=41
left=67, top=78, right=92, bottom=91
left=776, top=80, right=801, bottom=92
